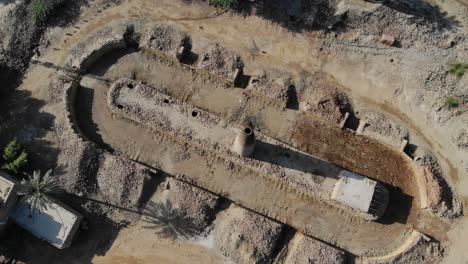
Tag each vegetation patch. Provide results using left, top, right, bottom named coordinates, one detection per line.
left=445, top=97, right=459, bottom=109
left=28, top=0, right=53, bottom=24
left=2, top=139, right=28, bottom=175
left=448, top=62, right=468, bottom=79
left=18, top=169, right=60, bottom=210
left=209, top=0, right=238, bottom=9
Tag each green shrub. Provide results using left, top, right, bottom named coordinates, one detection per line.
left=2, top=139, right=28, bottom=174
left=445, top=97, right=459, bottom=109
left=209, top=0, right=238, bottom=9
left=2, top=152, right=28, bottom=175
left=3, top=139, right=22, bottom=162
left=448, top=62, right=468, bottom=79
left=28, top=0, right=52, bottom=24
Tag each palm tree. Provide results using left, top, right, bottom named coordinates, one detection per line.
left=18, top=169, right=60, bottom=211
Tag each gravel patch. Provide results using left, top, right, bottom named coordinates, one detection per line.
left=144, top=23, right=192, bottom=59
left=163, top=178, right=220, bottom=233
left=198, top=42, right=244, bottom=81
left=284, top=233, right=346, bottom=264
left=358, top=109, right=409, bottom=148
left=416, top=153, right=462, bottom=219
left=453, top=128, right=468, bottom=150
left=249, top=69, right=292, bottom=107
left=214, top=204, right=284, bottom=264
left=296, top=74, right=351, bottom=125
left=96, top=153, right=150, bottom=210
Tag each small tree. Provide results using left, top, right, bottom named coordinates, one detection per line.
left=18, top=170, right=60, bottom=211
left=2, top=139, right=28, bottom=174
left=3, top=139, right=22, bottom=162
left=2, top=152, right=28, bottom=175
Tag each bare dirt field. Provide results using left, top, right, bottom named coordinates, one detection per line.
left=0, top=0, right=467, bottom=263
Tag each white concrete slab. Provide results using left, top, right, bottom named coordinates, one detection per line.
left=331, top=170, right=377, bottom=212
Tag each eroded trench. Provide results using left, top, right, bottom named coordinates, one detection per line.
left=68, top=43, right=435, bottom=257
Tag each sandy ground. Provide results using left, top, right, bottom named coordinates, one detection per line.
left=92, top=220, right=222, bottom=264
left=76, top=49, right=413, bottom=256
left=1, top=0, right=467, bottom=262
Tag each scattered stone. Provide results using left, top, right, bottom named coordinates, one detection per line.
left=249, top=69, right=292, bottom=107
left=284, top=233, right=346, bottom=264
left=379, top=34, right=396, bottom=46
left=96, top=153, right=151, bottom=210
left=453, top=128, right=468, bottom=150
left=163, top=178, right=219, bottom=233
left=297, top=74, right=351, bottom=125
left=415, top=153, right=462, bottom=219
left=144, top=24, right=192, bottom=60
left=214, top=204, right=284, bottom=264
left=198, top=43, right=244, bottom=81
left=357, top=110, right=409, bottom=148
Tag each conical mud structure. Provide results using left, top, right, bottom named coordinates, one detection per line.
left=232, top=123, right=256, bottom=157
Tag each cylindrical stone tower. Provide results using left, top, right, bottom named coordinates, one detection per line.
left=232, top=123, right=256, bottom=157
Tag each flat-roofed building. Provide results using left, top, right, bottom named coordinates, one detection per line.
left=0, top=171, right=19, bottom=225
left=11, top=197, right=83, bottom=249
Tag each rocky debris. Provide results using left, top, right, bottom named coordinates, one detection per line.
left=249, top=69, right=292, bottom=107
left=358, top=110, right=409, bottom=148
left=161, top=178, right=220, bottom=233
left=198, top=43, right=244, bottom=81
left=332, top=1, right=466, bottom=51
left=214, top=204, right=284, bottom=264
left=56, top=139, right=103, bottom=195
left=297, top=75, right=351, bottom=125
left=96, top=153, right=150, bottom=210
left=379, top=33, right=396, bottom=46
left=144, top=24, right=192, bottom=60
left=284, top=233, right=346, bottom=264
left=416, top=153, right=462, bottom=219
left=453, top=128, right=468, bottom=150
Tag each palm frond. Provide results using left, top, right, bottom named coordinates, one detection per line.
left=142, top=200, right=198, bottom=239
left=18, top=169, right=60, bottom=210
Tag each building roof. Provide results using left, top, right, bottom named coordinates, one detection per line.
left=11, top=198, right=82, bottom=249
left=331, top=170, right=377, bottom=213
left=0, top=172, right=15, bottom=205
left=0, top=171, right=18, bottom=223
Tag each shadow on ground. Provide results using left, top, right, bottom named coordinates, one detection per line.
left=2, top=0, right=89, bottom=94
left=251, top=140, right=341, bottom=178
left=0, top=90, right=59, bottom=174
left=238, top=0, right=334, bottom=32
left=382, top=0, right=460, bottom=31
left=143, top=200, right=200, bottom=240
left=236, top=0, right=459, bottom=32
left=378, top=185, right=413, bottom=225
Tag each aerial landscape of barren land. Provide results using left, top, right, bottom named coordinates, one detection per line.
left=0, top=0, right=468, bottom=263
